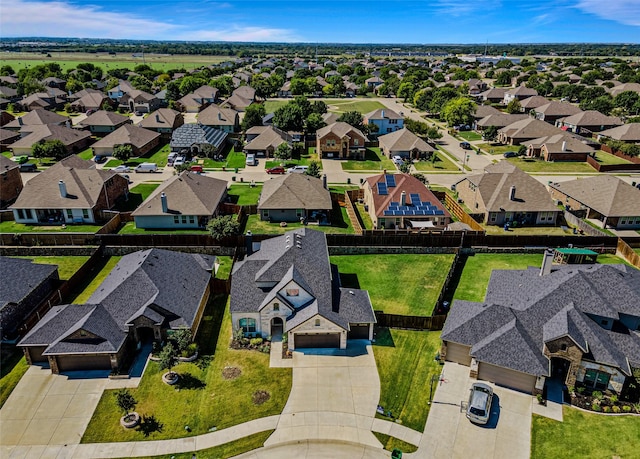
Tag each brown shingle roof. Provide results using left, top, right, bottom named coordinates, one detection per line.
left=549, top=176, right=640, bottom=217
left=244, top=126, right=287, bottom=151
left=4, top=109, right=68, bottom=129
left=500, top=118, right=564, bottom=141
left=92, top=124, right=160, bottom=149
left=10, top=124, right=91, bottom=149
left=258, top=174, right=331, bottom=210
left=82, top=110, right=130, bottom=127
left=138, top=108, right=182, bottom=129
left=597, top=123, right=640, bottom=142
left=198, top=105, right=239, bottom=127
left=534, top=101, right=582, bottom=117
left=316, top=122, right=366, bottom=141
left=378, top=128, right=434, bottom=153
left=559, top=110, right=623, bottom=127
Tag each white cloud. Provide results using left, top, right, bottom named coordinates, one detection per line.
left=0, top=0, right=179, bottom=39
left=0, top=0, right=301, bottom=42
left=433, top=0, right=502, bottom=16
left=575, top=0, right=640, bottom=26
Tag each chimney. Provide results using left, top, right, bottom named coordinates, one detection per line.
left=156, top=113, right=160, bottom=122
left=58, top=180, right=67, bottom=198
left=160, top=192, right=168, bottom=213
left=18, top=117, right=23, bottom=126
left=218, top=112, right=222, bottom=120
left=561, top=141, right=567, bottom=151
left=322, top=174, right=327, bottom=189
left=245, top=230, right=253, bottom=256
left=540, top=248, right=554, bottom=276
left=381, top=109, right=385, bottom=118
left=509, top=186, right=516, bottom=201
left=401, top=191, right=406, bottom=206
left=65, top=120, right=71, bottom=129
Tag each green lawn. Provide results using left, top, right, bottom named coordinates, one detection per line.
left=331, top=254, right=455, bottom=316
left=482, top=225, right=574, bottom=235
left=103, top=143, right=171, bottom=168
left=325, top=99, right=386, bottom=114
left=71, top=256, right=122, bottom=303
left=477, top=143, right=516, bottom=155
left=214, top=256, right=233, bottom=280
left=457, top=131, right=482, bottom=141
left=0, top=221, right=102, bottom=233
left=118, top=221, right=210, bottom=234
left=114, top=430, right=274, bottom=459
left=0, top=352, right=29, bottom=409
left=82, top=296, right=292, bottom=443
left=354, top=202, right=374, bottom=230
left=227, top=184, right=262, bottom=206
left=372, top=432, right=418, bottom=454
left=592, top=150, right=633, bottom=165
left=413, top=151, right=460, bottom=172
left=373, top=328, right=443, bottom=432
left=245, top=204, right=353, bottom=234
left=341, top=148, right=395, bottom=171
left=264, top=149, right=319, bottom=169
left=114, top=183, right=161, bottom=212
left=263, top=100, right=291, bottom=113
left=78, top=148, right=94, bottom=160
left=453, top=254, right=544, bottom=303
left=14, top=256, right=89, bottom=280
left=506, top=157, right=596, bottom=173
left=531, top=406, right=640, bottom=459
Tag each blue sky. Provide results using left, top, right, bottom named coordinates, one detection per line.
left=1, top=0, right=639, bottom=43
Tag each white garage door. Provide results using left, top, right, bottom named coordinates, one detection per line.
left=477, top=362, right=536, bottom=394
left=445, top=342, right=472, bottom=366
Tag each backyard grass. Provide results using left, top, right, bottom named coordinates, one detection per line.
left=103, top=143, right=171, bottom=168
left=14, top=256, right=89, bottom=280
left=592, top=150, right=633, bottom=165
left=373, top=328, right=443, bottom=432
left=330, top=254, right=455, bottom=316
left=245, top=204, right=353, bottom=234
left=71, top=256, right=122, bottom=303
left=531, top=406, right=640, bottom=459
left=0, top=221, right=102, bottom=233
left=114, top=430, right=274, bottom=459
left=214, top=256, right=233, bottom=280
left=263, top=100, right=291, bottom=113
left=506, top=156, right=597, bottom=173
left=341, top=148, right=395, bottom=171
left=482, top=225, right=574, bottom=236
left=453, top=253, right=544, bottom=303
left=118, top=222, right=210, bottom=234
left=372, top=432, right=419, bottom=453
left=114, top=183, right=161, bottom=212
left=77, top=148, right=94, bottom=161
left=413, top=151, right=460, bottom=172
left=457, top=131, right=482, bottom=141
left=355, top=202, right=374, bottom=230
left=227, top=184, right=262, bottom=206
left=0, top=352, right=29, bottom=409
left=81, top=296, right=292, bottom=443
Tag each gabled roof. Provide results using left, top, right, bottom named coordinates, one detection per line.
left=443, top=264, right=640, bottom=377
left=198, top=104, right=239, bottom=127
left=598, top=123, right=640, bottom=142
left=473, top=105, right=503, bottom=119
left=499, top=118, right=564, bottom=141
left=523, top=133, right=595, bottom=154
left=316, top=122, right=366, bottom=141
left=559, top=110, right=623, bottom=128
left=132, top=171, right=227, bottom=217
left=534, top=101, right=582, bottom=117
left=4, top=109, right=68, bottom=129
left=71, top=92, right=107, bottom=109
left=10, top=155, right=124, bottom=209
left=82, top=110, right=130, bottom=127
left=378, top=128, right=434, bottom=154
left=609, top=82, right=640, bottom=97
left=244, top=126, right=287, bottom=151
left=477, top=113, right=528, bottom=128
left=258, top=174, right=332, bottom=210
left=92, top=124, right=160, bottom=149
left=0, top=256, right=58, bottom=317
left=170, top=124, right=228, bottom=150
left=519, top=96, right=550, bottom=110
left=505, top=86, right=538, bottom=98
left=230, top=229, right=375, bottom=332
left=549, top=175, right=640, bottom=217
left=364, top=108, right=403, bottom=121
left=10, top=124, right=91, bottom=149
left=138, top=108, right=182, bottom=129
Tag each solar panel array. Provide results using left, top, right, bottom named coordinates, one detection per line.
left=383, top=193, right=445, bottom=217
left=385, top=174, right=396, bottom=187
left=377, top=182, right=388, bottom=195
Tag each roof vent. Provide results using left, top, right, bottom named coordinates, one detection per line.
left=349, top=290, right=355, bottom=295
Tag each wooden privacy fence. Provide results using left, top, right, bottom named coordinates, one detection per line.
left=444, top=193, right=485, bottom=232
left=343, top=190, right=364, bottom=235
left=563, top=211, right=609, bottom=237
left=617, top=238, right=640, bottom=270
left=375, top=312, right=447, bottom=331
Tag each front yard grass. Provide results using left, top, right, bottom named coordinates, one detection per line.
left=453, top=254, right=544, bottom=303
left=114, top=430, right=274, bottom=459
left=0, top=351, right=29, bottom=409
left=245, top=204, right=353, bottom=234
left=372, top=432, right=418, bottom=454
left=103, top=143, right=171, bottom=168
left=0, top=221, right=103, bottom=233
left=13, top=256, right=89, bottom=280
left=341, top=147, right=395, bottom=171
left=476, top=143, right=514, bottom=155
left=81, top=296, right=292, bottom=443
left=456, top=131, right=482, bottom=141
left=330, top=254, right=454, bottom=316
left=71, top=256, right=122, bottom=303
left=413, top=151, right=460, bottom=172
left=227, top=184, right=262, bottom=206
left=505, top=157, right=597, bottom=173
left=373, top=328, right=443, bottom=432
left=77, top=147, right=94, bottom=160
left=531, top=406, right=639, bottom=459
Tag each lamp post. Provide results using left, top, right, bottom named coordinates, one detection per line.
left=429, top=373, right=439, bottom=404
left=463, top=154, right=470, bottom=170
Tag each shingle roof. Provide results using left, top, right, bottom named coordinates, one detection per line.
left=244, top=126, right=287, bottom=151
left=443, top=264, right=640, bottom=377
left=559, top=110, right=623, bottom=128
left=519, top=96, right=550, bottom=109
left=523, top=133, right=595, bottom=154
left=534, top=101, right=582, bottom=117
left=170, top=124, right=228, bottom=150
left=499, top=118, right=564, bottom=141
left=10, top=124, right=91, bottom=149
left=198, top=105, right=239, bottom=127
left=316, top=122, right=366, bottom=141
left=378, top=128, right=434, bottom=154
left=364, top=108, right=403, bottom=121
left=92, top=124, right=160, bottom=149
left=258, top=174, right=332, bottom=210
left=598, top=123, right=640, bottom=142
left=230, top=229, right=375, bottom=332
left=549, top=175, right=640, bottom=217
left=4, top=109, right=68, bottom=129
left=477, top=113, right=528, bottom=128
left=132, top=171, right=227, bottom=217
left=138, top=108, right=182, bottom=130
left=82, top=110, right=130, bottom=127
left=0, top=256, right=58, bottom=316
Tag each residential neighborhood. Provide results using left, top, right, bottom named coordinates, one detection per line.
left=1, top=23, right=640, bottom=459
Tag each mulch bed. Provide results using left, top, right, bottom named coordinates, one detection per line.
left=222, top=366, right=241, bottom=380
left=569, top=392, right=637, bottom=414
left=252, top=390, right=271, bottom=405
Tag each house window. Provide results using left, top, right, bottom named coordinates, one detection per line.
left=561, top=344, right=567, bottom=351
left=583, top=369, right=610, bottom=390
left=315, top=319, right=321, bottom=327
left=262, top=210, right=269, bottom=218
left=17, top=209, right=24, bottom=219
left=296, top=209, right=303, bottom=217
left=286, top=289, right=299, bottom=296
left=66, top=209, right=73, bottom=219
left=189, top=216, right=195, bottom=224
left=82, top=209, right=89, bottom=219
left=239, top=318, right=256, bottom=333
left=174, top=216, right=179, bottom=224
left=181, top=216, right=187, bottom=223
left=273, top=303, right=279, bottom=312
left=354, top=139, right=359, bottom=146
left=475, top=203, right=479, bottom=209
left=490, top=213, right=497, bottom=222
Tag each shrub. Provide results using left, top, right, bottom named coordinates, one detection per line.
left=612, top=405, right=621, bottom=413
left=576, top=386, right=586, bottom=394
left=181, top=342, right=198, bottom=358
left=622, top=405, right=631, bottom=412
left=592, top=403, right=602, bottom=412
left=116, top=389, right=137, bottom=415
left=609, top=394, right=618, bottom=404
left=634, top=403, right=640, bottom=414
left=603, top=406, right=611, bottom=413
left=592, top=391, right=604, bottom=401
left=282, top=334, right=288, bottom=344
left=173, top=328, right=193, bottom=353
left=250, top=337, right=263, bottom=347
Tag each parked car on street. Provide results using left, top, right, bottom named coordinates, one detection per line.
left=287, top=165, right=308, bottom=174
left=19, top=163, right=38, bottom=172
left=134, top=163, right=158, bottom=173
left=466, top=383, right=493, bottom=425
left=11, top=155, right=29, bottom=164
left=459, top=142, right=472, bottom=150
left=112, top=165, right=131, bottom=173
left=190, top=165, right=203, bottom=173
left=503, top=151, right=517, bottom=158
left=266, top=166, right=286, bottom=174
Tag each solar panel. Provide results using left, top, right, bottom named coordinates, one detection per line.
left=377, top=183, right=388, bottom=195
left=386, top=175, right=396, bottom=187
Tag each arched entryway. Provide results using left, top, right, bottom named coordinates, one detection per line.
left=137, top=326, right=155, bottom=343
left=550, top=357, right=571, bottom=382
left=271, top=317, right=283, bottom=337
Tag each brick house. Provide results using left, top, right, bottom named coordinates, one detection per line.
left=316, top=122, right=367, bottom=159
left=0, top=154, right=23, bottom=208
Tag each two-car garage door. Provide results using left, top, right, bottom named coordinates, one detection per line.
left=477, top=362, right=536, bottom=394
left=294, top=333, right=340, bottom=349
left=56, top=354, right=112, bottom=372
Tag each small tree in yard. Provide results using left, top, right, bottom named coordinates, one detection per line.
left=305, top=161, right=321, bottom=178
left=483, top=125, right=498, bottom=142
left=113, top=144, right=133, bottom=162
left=174, top=328, right=193, bottom=353
left=159, top=342, right=178, bottom=377
left=207, top=215, right=240, bottom=240
left=116, top=389, right=137, bottom=416
left=273, top=143, right=292, bottom=163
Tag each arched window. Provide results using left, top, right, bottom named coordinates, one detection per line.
left=315, top=319, right=321, bottom=327
left=239, top=318, right=256, bottom=333
left=273, top=303, right=280, bottom=312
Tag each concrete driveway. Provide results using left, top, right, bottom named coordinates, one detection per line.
left=265, top=340, right=382, bottom=448
left=410, top=362, right=532, bottom=459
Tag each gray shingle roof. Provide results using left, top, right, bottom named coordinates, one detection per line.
left=230, top=229, right=375, bottom=332
left=170, top=124, right=228, bottom=150
left=442, top=264, right=640, bottom=377
left=0, top=256, right=58, bottom=315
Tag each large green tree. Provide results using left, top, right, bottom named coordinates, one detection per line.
left=441, top=97, right=477, bottom=127
left=273, top=103, right=304, bottom=132
left=241, top=104, right=266, bottom=131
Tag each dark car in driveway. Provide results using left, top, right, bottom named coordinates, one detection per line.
left=94, top=155, right=107, bottom=164
left=266, top=166, right=286, bottom=174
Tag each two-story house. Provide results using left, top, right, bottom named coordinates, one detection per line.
left=316, top=122, right=367, bottom=159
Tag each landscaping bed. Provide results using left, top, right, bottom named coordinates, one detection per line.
left=566, top=386, right=639, bottom=414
